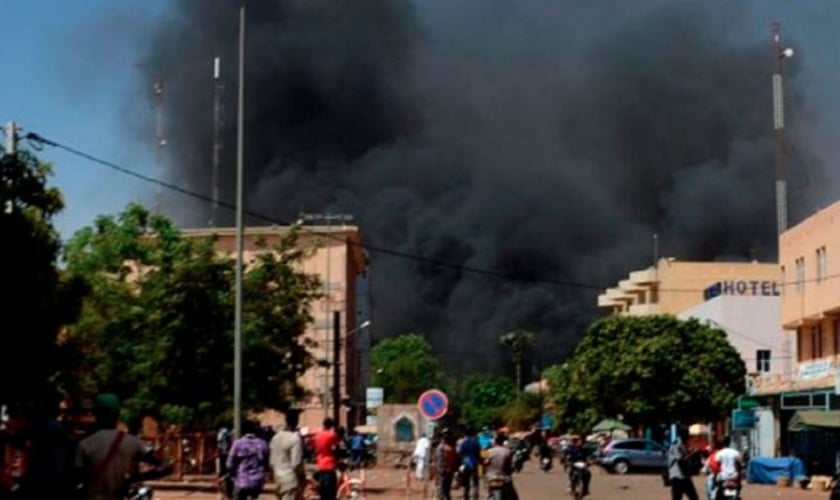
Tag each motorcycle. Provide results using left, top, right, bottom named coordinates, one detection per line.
left=540, top=455, right=552, bottom=472
left=125, top=484, right=154, bottom=500
left=714, top=478, right=740, bottom=500
left=569, top=461, right=587, bottom=499
left=487, top=477, right=508, bottom=500
left=512, top=448, right=528, bottom=473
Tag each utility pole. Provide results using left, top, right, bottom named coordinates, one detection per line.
left=771, top=22, right=794, bottom=237
left=153, top=80, right=166, bottom=215
left=211, top=56, right=224, bottom=226
left=233, top=0, right=246, bottom=438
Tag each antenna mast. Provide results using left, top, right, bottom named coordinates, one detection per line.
left=211, top=57, right=224, bottom=226
left=771, top=22, right=792, bottom=237
left=153, top=80, right=166, bottom=214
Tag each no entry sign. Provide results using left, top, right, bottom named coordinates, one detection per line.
left=417, top=389, right=449, bottom=420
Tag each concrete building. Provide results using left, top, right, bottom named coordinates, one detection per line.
left=679, top=295, right=794, bottom=458
left=182, top=225, right=371, bottom=429
left=768, top=200, right=840, bottom=409
left=598, top=258, right=781, bottom=316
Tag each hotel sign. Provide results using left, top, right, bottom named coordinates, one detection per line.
left=704, top=280, right=781, bottom=300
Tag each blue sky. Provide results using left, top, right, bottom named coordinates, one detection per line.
left=0, top=0, right=164, bottom=239
left=2, top=1, right=840, bottom=241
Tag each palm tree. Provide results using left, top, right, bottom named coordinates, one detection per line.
left=500, top=329, right=535, bottom=395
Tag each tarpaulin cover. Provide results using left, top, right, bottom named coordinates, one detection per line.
left=787, top=410, right=840, bottom=431
left=747, top=456, right=807, bottom=484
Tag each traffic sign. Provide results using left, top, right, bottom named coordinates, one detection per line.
left=417, top=389, right=449, bottom=420
left=732, top=409, right=756, bottom=429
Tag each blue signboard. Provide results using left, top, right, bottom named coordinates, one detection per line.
left=732, top=409, right=756, bottom=430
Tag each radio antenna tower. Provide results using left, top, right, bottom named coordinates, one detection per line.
left=153, top=80, right=166, bottom=214
left=771, top=22, right=794, bottom=237
left=211, top=57, right=224, bottom=226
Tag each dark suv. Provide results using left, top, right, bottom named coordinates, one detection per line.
left=594, top=438, right=667, bottom=474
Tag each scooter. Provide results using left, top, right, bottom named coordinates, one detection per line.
left=540, top=455, right=552, bottom=472
left=512, top=448, right=528, bottom=473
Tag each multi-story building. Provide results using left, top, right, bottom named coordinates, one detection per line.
left=182, top=225, right=371, bottom=429
left=598, top=258, right=781, bottom=316
left=774, top=200, right=840, bottom=410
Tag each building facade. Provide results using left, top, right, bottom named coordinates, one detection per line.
left=598, top=258, right=781, bottom=316
left=767, top=200, right=840, bottom=409
left=182, top=225, right=371, bottom=429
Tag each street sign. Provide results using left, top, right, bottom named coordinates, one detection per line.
left=738, top=397, right=760, bottom=409
left=732, top=409, right=756, bottom=430
left=417, top=389, right=449, bottom=420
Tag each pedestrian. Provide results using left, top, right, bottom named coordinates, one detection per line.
left=435, top=430, right=458, bottom=500
left=668, top=427, right=699, bottom=500
left=74, top=393, right=171, bottom=500
left=457, top=427, right=481, bottom=500
left=217, top=426, right=234, bottom=498
left=270, top=410, right=304, bottom=500
left=313, top=418, right=339, bottom=500
left=413, top=433, right=431, bottom=480
left=227, top=421, right=269, bottom=500
left=19, top=393, right=74, bottom=499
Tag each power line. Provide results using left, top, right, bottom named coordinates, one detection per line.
left=23, top=130, right=840, bottom=294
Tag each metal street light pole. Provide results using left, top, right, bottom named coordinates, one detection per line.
left=233, top=0, right=246, bottom=438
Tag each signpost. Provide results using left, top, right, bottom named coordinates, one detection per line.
left=732, top=409, right=756, bottom=430
left=417, top=389, right=449, bottom=420
left=737, top=397, right=760, bottom=410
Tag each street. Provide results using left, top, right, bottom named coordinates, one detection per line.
left=154, top=463, right=832, bottom=499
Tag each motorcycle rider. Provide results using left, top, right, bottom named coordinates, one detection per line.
left=710, top=436, right=742, bottom=499
left=563, top=436, right=591, bottom=497
left=537, top=430, right=553, bottom=472
left=485, top=435, right=517, bottom=500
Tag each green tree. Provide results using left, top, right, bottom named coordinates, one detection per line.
left=545, top=315, right=746, bottom=432
left=62, top=204, right=320, bottom=426
left=500, top=329, right=534, bottom=393
left=500, top=391, right=545, bottom=431
left=370, top=334, right=443, bottom=403
left=0, top=151, right=83, bottom=408
left=458, top=375, right=517, bottom=429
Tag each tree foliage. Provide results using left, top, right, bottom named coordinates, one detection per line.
left=500, top=329, right=535, bottom=391
left=545, top=315, right=746, bottom=432
left=370, top=334, right=443, bottom=404
left=62, top=204, right=321, bottom=426
left=457, top=375, right=517, bottom=429
left=0, top=151, right=83, bottom=408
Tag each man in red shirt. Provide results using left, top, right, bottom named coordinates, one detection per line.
left=313, top=418, right=339, bottom=500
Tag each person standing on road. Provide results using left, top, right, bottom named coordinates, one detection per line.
left=227, top=421, right=269, bottom=500
left=313, top=418, right=340, bottom=500
left=270, top=411, right=304, bottom=500
left=485, top=434, right=518, bottom=500
left=435, top=430, right=458, bottom=500
left=668, top=427, right=699, bottom=500
left=457, top=427, right=481, bottom=500
left=414, top=433, right=431, bottom=480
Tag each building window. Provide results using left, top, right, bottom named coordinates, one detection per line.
left=797, top=329, right=804, bottom=362
left=834, top=320, right=840, bottom=356
left=816, top=247, right=827, bottom=282
left=795, top=257, right=805, bottom=292
left=756, top=350, right=771, bottom=372
left=394, top=416, right=415, bottom=442
left=812, top=324, right=822, bottom=359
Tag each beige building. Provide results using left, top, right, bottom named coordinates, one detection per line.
left=182, top=225, right=370, bottom=430
left=774, top=200, right=840, bottom=402
left=598, top=258, right=781, bottom=316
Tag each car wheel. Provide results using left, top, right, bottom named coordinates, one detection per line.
left=612, top=459, right=629, bottom=475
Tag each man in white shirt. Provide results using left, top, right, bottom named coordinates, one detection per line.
left=413, top=434, right=431, bottom=480
left=714, top=436, right=743, bottom=482
left=270, top=410, right=304, bottom=500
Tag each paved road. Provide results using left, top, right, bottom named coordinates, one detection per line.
left=155, top=462, right=832, bottom=499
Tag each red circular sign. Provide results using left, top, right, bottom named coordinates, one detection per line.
left=417, top=389, right=449, bottom=420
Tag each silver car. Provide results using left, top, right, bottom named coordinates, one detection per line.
left=594, top=438, right=667, bottom=474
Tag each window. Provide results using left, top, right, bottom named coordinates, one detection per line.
left=756, top=350, right=771, bottom=372
left=780, top=265, right=786, bottom=295
left=834, top=320, right=840, bottom=355
left=613, top=441, right=646, bottom=451
left=795, top=257, right=805, bottom=292
left=812, top=324, right=823, bottom=359
left=797, top=329, right=804, bottom=362
left=817, top=247, right=827, bottom=282
left=394, top=416, right=415, bottom=442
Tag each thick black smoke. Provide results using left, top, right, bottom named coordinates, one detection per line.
left=139, top=1, right=823, bottom=372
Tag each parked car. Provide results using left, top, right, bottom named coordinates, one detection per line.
left=594, top=438, right=667, bottom=474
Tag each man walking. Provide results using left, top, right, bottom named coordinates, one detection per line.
left=270, top=411, right=304, bottom=500
left=435, top=430, right=458, bottom=500
left=668, top=427, right=699, bottom=500
left=457, top=428, right=481, bottom=500
left=227, top=422, right=269, bottom=500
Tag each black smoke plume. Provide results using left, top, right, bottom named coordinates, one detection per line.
left=139, top=1, right=823, bottom=372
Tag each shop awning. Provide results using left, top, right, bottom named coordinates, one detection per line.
left=787, top=410, right=840, bottom=432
